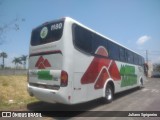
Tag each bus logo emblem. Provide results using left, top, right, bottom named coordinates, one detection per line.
left=35, top=56, right=51, bottom=69
left=40, top=27, right=48, bottom=39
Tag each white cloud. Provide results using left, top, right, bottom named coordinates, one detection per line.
left=136, top=35, right=151, bottom=45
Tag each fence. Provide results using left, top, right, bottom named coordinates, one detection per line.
left=0, top=69, right=27, bottom=75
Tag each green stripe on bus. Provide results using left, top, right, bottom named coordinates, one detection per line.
left=37, top=71, right=52, bottom=80
left=120, top=65, right=137, bottom=87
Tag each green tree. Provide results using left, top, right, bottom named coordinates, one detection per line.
left=0, top=52, right=7, bottom=69
left=12, top=57, right=22, bottom=69
left=0, top=1, right=25, bottom=45
left=20, top=55, right=27, bottom=69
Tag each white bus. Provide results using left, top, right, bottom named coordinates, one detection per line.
left=28, top=17, right=145, bottom=104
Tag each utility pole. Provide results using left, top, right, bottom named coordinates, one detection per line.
left=145, top=50, right=149, bottom=77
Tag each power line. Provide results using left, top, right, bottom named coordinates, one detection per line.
left=148, top=53, right=160, bottom=56
left=150, top=50, right=160, bottom=53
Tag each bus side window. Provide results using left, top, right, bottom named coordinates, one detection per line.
left=139, top=56, right=142, bottom=66
left=125, top=50, right=134, bottom=64
left=108, top=41, right=119, bottom=60
left=92, top=34, right=108, bottom=57
left=130, top=52, right=134, bottom=64
left=73, top=24, right=93, bottom=54
left=120, top=47, right=125, bottom=62
left=134, top=54, right=138, bottom=65
left=125, top=50, right=129, bottom=63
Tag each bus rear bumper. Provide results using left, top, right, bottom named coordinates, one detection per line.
left=27, top=84, right=69, bottom=104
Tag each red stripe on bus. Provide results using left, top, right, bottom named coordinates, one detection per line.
left=29, top=50, right=62, bottom=57
left=81, top=57, right=111, bottom=84
left=94, top=68, right=109, bottom=89
left=81, top=47, right=111, bottom=84
left=81, top=47, right=121, bottom=89
left=108, top=61, right=121, bottom=80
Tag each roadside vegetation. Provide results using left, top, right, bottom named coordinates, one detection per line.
left=0, top=75, right=38, bottom=110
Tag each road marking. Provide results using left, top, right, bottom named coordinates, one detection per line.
left=151, top=89, right=159, bottom=93
left=141, top=88, right=160, bottom=94
left=141, top=88, right=149, bottom=92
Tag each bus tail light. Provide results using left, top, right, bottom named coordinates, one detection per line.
left=61, top=70, right=68, bottom=87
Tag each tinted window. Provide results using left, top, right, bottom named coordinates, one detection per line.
left=31, top=20, right=64, bottom=46
left=72, top=24, right=144, bottom=66
left=108, top=41, right=119, bottom=60
left=125, top=51, right=129, bottom=62
left=138, top=56, right=142, bottom=66
left=134, top=54, right=139, bottom=65
left=92, top=34, right=108, bottom=56
left=130, top=52, right=134, bottom=63
left=73, top=24, right=93, bottom=53
left=120, top=47, right=125, bottom=62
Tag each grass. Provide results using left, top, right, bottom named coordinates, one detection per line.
left=0, top=75, right=38, bottom=110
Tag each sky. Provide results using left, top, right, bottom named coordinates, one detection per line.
left=0, top=0, right=160, bottom=67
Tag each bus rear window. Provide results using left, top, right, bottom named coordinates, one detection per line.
left=31, top=20, right=64, bottom=46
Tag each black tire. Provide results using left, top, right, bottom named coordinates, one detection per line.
left=103, top=84, right=113, bottom=103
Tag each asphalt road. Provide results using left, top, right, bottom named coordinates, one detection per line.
left=24, top=77, right=160, bottom=120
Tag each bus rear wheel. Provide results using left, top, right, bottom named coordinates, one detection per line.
left=103, top=84, right=113, bottom=103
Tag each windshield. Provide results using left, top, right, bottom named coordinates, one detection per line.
left=31, top=20, right=64, bottom=46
